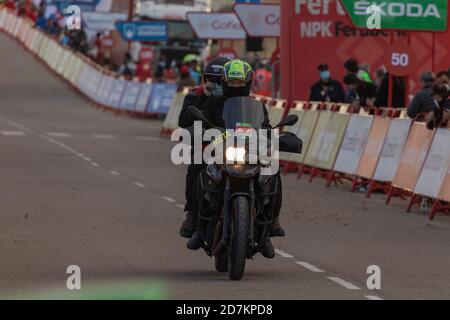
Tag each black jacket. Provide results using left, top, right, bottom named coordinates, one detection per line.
left=356, top=80, right=378, bottom=107
left=178, top=87, right=209, bottom=129
left=407, top=85, right=435, bottom=118
left=309, top=79, right=345, bottom=103
left=374, top=74, right=405, bottom=108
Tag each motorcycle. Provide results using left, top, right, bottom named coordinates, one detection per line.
left=187, top=96, right=303, bottom=280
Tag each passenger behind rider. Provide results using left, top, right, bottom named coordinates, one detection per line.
left=178, top=57, right=231, bottom=239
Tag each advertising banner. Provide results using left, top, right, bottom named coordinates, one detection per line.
left=281, top=0, right=450, bottom=101
left=340, top=0, right=448, bottom=32
left=120, top=81, right=142, bottom=111
left=373, top=119, right=412, bottom=182
left=234, top=3, right=280, bottom=37
left=135, top=83, right=153, bottom=113
left=115, top=21, right=168, bottom=42
left=333, top=115, right=374, bottom=175
left=187, top=12, right=246, bottom=40
left=146, top=84, right=177, bottom=114
left=83, top=12, right=127, bottom=31
left=357, top=117, right=391, bottom=179
left=99, top=75, right=114, bottom=106
left=107, top=78, right=126, bottom=109
left=314, top=112, right=350, bottom=170
left=414, top=129, right=450, bottom=198
left=303, top=111, right=333, bottom=166
left=391, top=122, right=434, bottom=192
left=290, top=110, right=320, bottom=164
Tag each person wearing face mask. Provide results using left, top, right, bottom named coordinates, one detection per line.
left=426, top=82, right=450, bottom=130
left=309, top=64, right=345, bottom=103
left=188, top=59, right=284, bottom=259
left=178, top=56, right=231, bottom=238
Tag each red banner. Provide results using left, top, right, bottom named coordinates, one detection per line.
left=281, top=0, right=450, bottom=102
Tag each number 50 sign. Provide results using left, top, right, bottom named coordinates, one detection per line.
left=383, top=43, right=416, bottom=77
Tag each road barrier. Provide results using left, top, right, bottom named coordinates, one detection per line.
left=0, top=7, right=177, bottom=118
left=1, top=7, right=448, bottom=220
left=278, top=101, right=449, bottom=219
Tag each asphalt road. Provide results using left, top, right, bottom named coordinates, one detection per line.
left=1, top=33, right=450, bottom=300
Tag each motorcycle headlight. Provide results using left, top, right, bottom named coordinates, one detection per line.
left=226, top=147, right=246, bottom=163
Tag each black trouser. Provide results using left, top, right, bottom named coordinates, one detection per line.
left=184, top=163, right=206, bottom=212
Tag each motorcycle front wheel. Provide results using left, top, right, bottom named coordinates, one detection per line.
left=228, top=196, right=249, bottom=281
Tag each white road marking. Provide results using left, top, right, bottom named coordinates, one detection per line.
left=176, top=204, right=185, bottom=209
left=162, top=196, right=176, bottom=203
left=7, top=120, right=33, bottom=133
left=1, top=130, right=26, bottom=136
left=327, top=277, right=360, bottom=290
left=110, top=171, right=120, bottom=176
left=365, top=295, right=383, bottom=300
left=275, top=249, right=295, bottom=258
left=82, top=157, right=91, bottom=162
left=90, top=162, right=100, bottom=167
left=295, top=261, right=325, bottom=273
left=134, top=182, right=147, bottom=188
left=92, top=134, right=116, bottom=139
left=46, top=132, right=71, bottom=138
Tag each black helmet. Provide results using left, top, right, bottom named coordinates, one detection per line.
left=204, top=56, right=230, bottom=81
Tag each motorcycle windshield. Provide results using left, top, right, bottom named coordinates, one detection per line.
left=222, top=97, right=266, bottom=130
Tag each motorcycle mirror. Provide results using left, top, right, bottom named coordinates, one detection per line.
left=274, top=114, right=298, bottom=129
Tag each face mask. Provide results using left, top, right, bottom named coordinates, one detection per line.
left=212, top=82, right=224, bottom=97
left=204, top=82, right=213, bottom=97
left=320, top=71, right=330, bottom=80
left=225, top=85, right=249, bottom=98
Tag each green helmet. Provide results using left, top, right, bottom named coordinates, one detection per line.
left=223, top=59, right=254, bottom=83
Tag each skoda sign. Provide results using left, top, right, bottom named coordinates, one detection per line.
left=340, top=0, right=448, bottom=31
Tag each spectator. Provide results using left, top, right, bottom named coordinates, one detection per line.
left=344, top=58, right=373, bottom=83
left=254, top=63, right=273, bottom=97
left=407, top=71, right=436, bottom=118
left=35, top=10, right=47, bottom=31
left=374, top=66, right=387, bottom=88
left=426, top=83, right=450, bottom=130
left=309, top=64, right=345, bottom=103
left=436, top=70, right=449, bottom=85
left=178, top=65, right=196, bottom=90
left=190, top=60, right=201, bottom=85
left=59, top=27, right=70, bottom=46
left=343, top=73, right=361, bottom=110
left=163, top=61, right=178, bottom=83
left=68, top=28, right=88, bottom=55
left=153, top=56, right=166, bottom=82
left=343, top=73, right=377, bottom=109
left=373, top=72, right=406, bottom=108
left=118, top=53, right=136, bottom=77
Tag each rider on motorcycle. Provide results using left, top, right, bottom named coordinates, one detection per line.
left=178, top=56, right=231, bottom=238
left=187, top=59, right=285, bottom=259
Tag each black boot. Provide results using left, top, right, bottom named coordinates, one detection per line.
left=260, top=239, right=275, bottom=259
left=179, top=212, right=196, bottom=238
left=270, top=217, right=285, bottom=237
left=186, top=231, right=203, bottom=250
